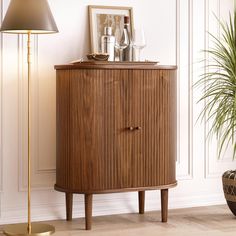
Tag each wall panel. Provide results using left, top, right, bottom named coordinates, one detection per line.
left=18, top=34, right=56, bottom=191
left=0, top=0, right=3, bottom=194
left=0, top=0, right=3, bottom=219
left=176, top=0, right=193, bottom=180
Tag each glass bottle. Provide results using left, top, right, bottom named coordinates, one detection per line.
left=101, top=27, right=115, bottom=61
left=122, top=16, right=132, bottom=61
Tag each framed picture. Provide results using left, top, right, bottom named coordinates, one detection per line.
left=88, top=5, right=134, bottom=53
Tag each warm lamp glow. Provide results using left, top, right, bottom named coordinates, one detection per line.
left=0, top=0, right=58, bottom=34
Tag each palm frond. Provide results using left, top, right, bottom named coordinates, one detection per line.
left=195, top=10, right=236, bottom=159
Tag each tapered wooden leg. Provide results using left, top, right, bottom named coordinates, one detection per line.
left=138, top=191, right=145, bottom=214
left=85, top=194, right=93, bottom=230
left=66, top=193, right=73, bottom=221
left=161, top=189, right=168, bottom=222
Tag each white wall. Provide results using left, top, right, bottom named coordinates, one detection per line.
left=0, top=0, right=235, bottom=224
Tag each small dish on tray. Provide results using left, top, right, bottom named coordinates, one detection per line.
left=87, top=53, right=109, bottom=61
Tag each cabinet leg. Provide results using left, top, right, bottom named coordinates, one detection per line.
left=66, top=193, right=73, bottom=221
left=161, top=189, right=168, bottom=222
left=138, top=191, right=145, bottom=214
left=85, top=194, right=93, bottom=230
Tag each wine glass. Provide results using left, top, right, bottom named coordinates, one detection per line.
left=114, top=28, right=129, bottom=61
left=132, top=28, right=146, bottom=61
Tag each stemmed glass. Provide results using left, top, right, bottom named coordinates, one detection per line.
left=114, top=28, right=129, bottom=61
left=132, top=28, right=146, bottom=61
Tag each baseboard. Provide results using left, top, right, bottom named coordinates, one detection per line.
left=0, top=192, right=226, bottom=225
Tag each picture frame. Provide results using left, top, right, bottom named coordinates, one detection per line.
left=88, top=5, right=134, bottom=53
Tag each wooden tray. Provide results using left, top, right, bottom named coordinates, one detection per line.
left=71, top=60, right=159, bottom=66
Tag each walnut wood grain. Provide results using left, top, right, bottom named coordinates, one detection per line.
left=55, top=66, right=177, bottom=229
left=138, top=191, right=145, bottom=214
left=85, top=194, right=93, bottom=230
left=56, top=70, right=71, bottom=190
left=66, top=193, right=73, bottom=221
left=161, top=189, right=168, bottom=222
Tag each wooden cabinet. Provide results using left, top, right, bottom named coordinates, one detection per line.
left=54, top=63, right=177, bottom=230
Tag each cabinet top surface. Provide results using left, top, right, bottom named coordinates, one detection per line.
left=54, top=62, right=177, bottom=70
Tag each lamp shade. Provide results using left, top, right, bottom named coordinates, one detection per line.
left=0, top=0, right=58, bottom=34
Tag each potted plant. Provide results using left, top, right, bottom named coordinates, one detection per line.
left=197, top=10, right=236, bottom=215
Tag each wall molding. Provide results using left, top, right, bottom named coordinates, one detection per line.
left=0, top=0, right=4, bottom=193
left=187, top=0, right=194, bottom=180
left=18, top=34, right=56, bottom=192
left=0, top=0, right=3, bottom=220
left=204, top=0, right=210, bottom=179
left=32, top=34, right=55, bottom=175
left=33, top=34, right=55, bottom=175
left=176, top=0, right=194, bottom=180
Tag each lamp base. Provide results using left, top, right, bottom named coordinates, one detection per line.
left=3, top=223, right=55, bottom=236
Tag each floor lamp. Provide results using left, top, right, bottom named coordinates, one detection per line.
left=0, top=0, right=58, bottom=235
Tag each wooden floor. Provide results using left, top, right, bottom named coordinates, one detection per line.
left=1, top=205, right=236, bottom=235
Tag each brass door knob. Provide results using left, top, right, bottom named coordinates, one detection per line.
left=128, top=127, right=134, bottom=131
left=127, top=126, right=141, bottom=131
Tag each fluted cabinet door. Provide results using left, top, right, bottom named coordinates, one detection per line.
left=58, top=69, right=138, bottom=192
left=68, top=69, right=121, bottom=191
left=117, top=69, right=176, bottom=188
left=137, top=70, right=176, bottom=187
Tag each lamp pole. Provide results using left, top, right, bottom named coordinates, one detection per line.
left=27, top=31, right=32, bottom=235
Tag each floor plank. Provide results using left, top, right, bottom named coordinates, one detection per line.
left=0, top=205, right=235, bottom=235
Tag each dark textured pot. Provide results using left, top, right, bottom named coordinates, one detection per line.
left=222, top=170, right=236, bottom=216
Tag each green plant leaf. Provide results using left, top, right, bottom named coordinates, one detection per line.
left=195, top=10, right=236, bottom=159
